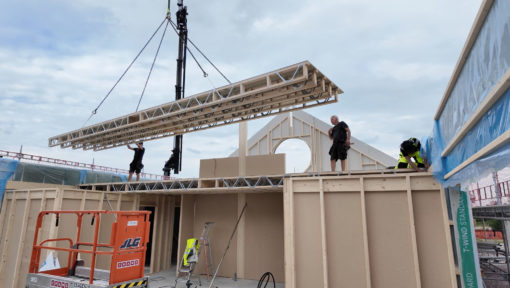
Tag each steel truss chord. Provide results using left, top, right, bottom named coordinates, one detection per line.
left=49, top=61, right=342, bottom=151
left=78, top=175, right=286, bottom=193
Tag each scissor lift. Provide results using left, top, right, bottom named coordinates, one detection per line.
left=25, top=210, right=151, bottom=288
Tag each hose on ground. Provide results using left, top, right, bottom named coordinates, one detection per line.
left=257, top=272, right=275, bottom=288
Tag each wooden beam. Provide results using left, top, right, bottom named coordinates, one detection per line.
left=236, top=193, right=247, bottom=278
left=445, top=129, right=510, bottom=179
left=37, top=190, right=47, bottom=244
left=0, top=192, right=16, bottom=280
left=116, top=193, right=122, bottom=210
left=0, top=191, right=10, bottom=249
left=79, top=190, right=87, bottom=210
left=360, top=178, right=372, bottom=288
left=132, top=194, right=140, bottom=210
left=434, top=0, right=495, bottom=120
left=406, top=176, right=422, bottom=288
left=163, top=197, right=175, bottom=270
left=48, top=189, right=64, bottom=242
left=440, top=188, right=459, bottom=288
left=98, top=192, right=105, bottom=210
left=442, top=68, right=510, bottom=157
left=239, top=122, right=247, bottom=176
left=319, top=179, right=329, bottom=288
left=12, top=191, right=31, bottom=288
left=155, top=196, right=165, bottom=272
left=283, top=178, right=296, bottom=287
left=149, top=197, right=160, bottom=274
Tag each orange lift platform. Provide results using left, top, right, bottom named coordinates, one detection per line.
left=25, top=210, right=151, bottom=288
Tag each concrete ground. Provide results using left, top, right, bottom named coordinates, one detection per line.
left=147, top=269, right=285, bottom=288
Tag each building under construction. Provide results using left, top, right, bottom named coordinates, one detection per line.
left=0, top=0, right=510, bottom=287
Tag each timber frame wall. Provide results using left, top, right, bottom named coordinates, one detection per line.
left=0, top=188, right=176, bottom=288
left=283, top=173, right=457, bottom=288
left=0, top=172, right=458, bottom=287
left=230, top=110, right=396, bottom=172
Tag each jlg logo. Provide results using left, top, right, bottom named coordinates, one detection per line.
left=120, top=237, right=141, bottom=249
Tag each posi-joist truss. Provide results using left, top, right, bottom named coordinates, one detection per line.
left=49, top=61, right=342, bottom=151
left=76, top=170, right=411, bottom=194
left=78, top=175, right=285, bottom=194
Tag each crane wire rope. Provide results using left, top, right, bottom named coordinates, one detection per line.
left=82, top=17, right=167, bottom=127
left=136, top=20, right=170, bottom=112
left=167, top=19, right=207, bottom=79
left=83, top=10, right=231, bottom=127
left=168, top=19, right=231, bottom=84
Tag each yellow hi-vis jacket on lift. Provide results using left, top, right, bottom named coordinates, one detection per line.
left=183, top=238, right=200, bottom=267
left=395, top=150, right=424, bottom=169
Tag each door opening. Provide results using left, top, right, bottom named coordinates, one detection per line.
left=142, top=206, right=155, bottom=266
left=171, top=206, right=181, bottom=265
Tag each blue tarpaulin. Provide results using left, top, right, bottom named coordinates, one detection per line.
left=426, top=0, right=510, bottom=185
left=0, top=158, right=19, bottom=211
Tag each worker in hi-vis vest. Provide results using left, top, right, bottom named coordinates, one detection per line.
left=395, top=137, right=429, bottom=172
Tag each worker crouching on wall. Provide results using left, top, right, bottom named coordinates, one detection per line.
left=395, top=137, right=429, bottom=172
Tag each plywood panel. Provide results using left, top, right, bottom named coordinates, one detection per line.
left=285, top=174, right=455, bottom=288
left=17, top=198, right=42, bottom=287
left=39, top=197, right=56, bottom=266
left=323, top=178, right=360, bottom=192
left=193, top=194, right=238, bottom=278
left=413, top=191, right=456, bottom=288
left=246, top=154, right=285, bottom=176
left=364, top=176, right=407, bottom=192
left=199, top=154, right=285, bottom=178
left=56, top=197, right=81, bottom=267
left=2, top=199, right=26, bottom=287
left=199, top=158, right=238, bottom=178
left=6, top=181, right=73, bottom=190
left=294, top=193, right=323, bottom=288
left=365, top=191, right=418, bottom=288
left=244, top=193, right=284, bottom=282
left=324, top=192, right=368, bottom=288
left=0, top=198, right=12, bottom=264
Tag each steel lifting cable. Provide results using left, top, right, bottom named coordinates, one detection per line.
left=82, top=17, right=167, bottom=127
left=136, top=20, right=170, bottom=112
left=168, top=19, right=231, bottom=84
left=188, top=36, right=231, bottom=84
left=167, top=20, right=208, bottom=79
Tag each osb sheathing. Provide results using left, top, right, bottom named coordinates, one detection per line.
left=283, top=173, right=457, bottom=288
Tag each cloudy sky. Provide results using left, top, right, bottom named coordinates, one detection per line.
left=0, top=0, right=482, bottom=177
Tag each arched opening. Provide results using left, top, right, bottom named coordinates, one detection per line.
left=275, top=138, right=311, bottom=173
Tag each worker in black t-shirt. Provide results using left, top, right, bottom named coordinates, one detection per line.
left=328, top=115, right=351, bottom=172
left=127, top=142, right=145, bottom=181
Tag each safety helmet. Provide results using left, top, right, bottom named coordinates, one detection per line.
left=408, top=137, right=421, bottom=149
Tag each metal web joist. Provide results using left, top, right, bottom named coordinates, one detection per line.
left=76, top=170, right=411, bottom=194
left=49, top=61, right=342, bottom=151
left=78, top=175, right=285, bottom=194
